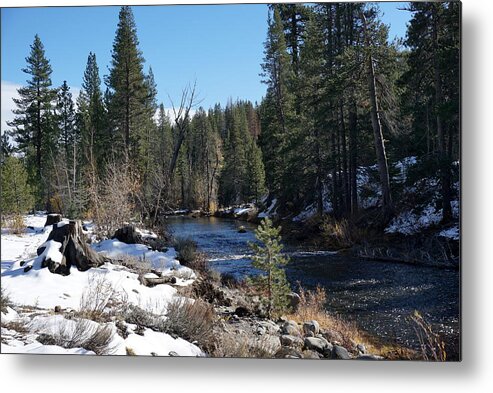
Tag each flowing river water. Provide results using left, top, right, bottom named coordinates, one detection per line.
left=167, top=216, right=460, bottom=359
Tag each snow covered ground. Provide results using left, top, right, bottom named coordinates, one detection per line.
left=1, top=214, right=203, bottom=356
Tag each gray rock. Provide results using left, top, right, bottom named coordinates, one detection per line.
left=321, top=328, right=344, bottom=344
left=322, top=346, right=334, bottom=359
left=356, top=343, right=367, bottom=354
left=281, top=320, right=301, bottom=336
left=305, top=330, right=314, bottom=337
left=332, top=345, right=351, bottom=360
left=275, top=347, right=303, bottom=359
left=303, top=320, right=320, bottom=336
left=287, top=292, right=301, bottom=312
left=168, top=351, right=179, bottom=357
left=304, top=336, right=330, bottom=353
left=280, top=334, right=304, bottom=347
left=302, top=350, right=321, bottom=359
left=54, top=305, right=62, bottom=313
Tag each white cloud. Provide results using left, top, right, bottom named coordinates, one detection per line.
left=1, top=80, right=21, bottom=134
left=1, top=80, right=81, bottom=135
left=154, top=107, right=198, bottom=125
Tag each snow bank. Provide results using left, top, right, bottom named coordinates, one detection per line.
left=93, top=239, right=195, bottom=280
left=1, top=215, right=195, bottom=314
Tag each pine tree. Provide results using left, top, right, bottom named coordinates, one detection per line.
left=0, top=133, right=13, bottom=162
left=246, top=138, right=266, bottom=203
left=259, top=8, right=296, bottom=204
left=249, top=218, right=291, bottom=319
left=54, top=81, right=78, bottom=215
left=106, top=6, right=148, bottom=161
left=402, top=1, right=460, bottom=223
left=298, top=10, right=328, bottom=215
left=78, top=52, right=107, bottom=169
left=1, top=156, right=35, bottom=214
left=7, top=34, right=57, bottom=207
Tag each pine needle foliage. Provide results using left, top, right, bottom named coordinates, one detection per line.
left=249, top=218, right=291, bottom=319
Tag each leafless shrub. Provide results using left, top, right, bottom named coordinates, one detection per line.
left=93, top=160, right=141, bottom=238
left=212, top=331, right=278, bottom=358
left=78, top=272, right=125, bottom=321
left=38, top=318, right=115, bottom=355
left=410, top=310, right=447, bottom=361
left=0, top=288, right=12, bottom=314
left=82, top=323, right=115, bottom=355
left=173, top=237, right=198, bottom=264
left=6, top=213, right=25, bottom=235
left=163, top=297, right=215, bottom=350
left=112, top=254, right=152, bottom=275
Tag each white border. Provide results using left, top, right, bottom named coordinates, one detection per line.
left=2, top=1, right=492, bottom=392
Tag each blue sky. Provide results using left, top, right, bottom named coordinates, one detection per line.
left=1, top=2, right=410, bottom=129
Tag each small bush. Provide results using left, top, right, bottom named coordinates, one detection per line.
left=320, top=216, right=372, bottom=248
left=37, top=318, right=115, bottom=355
left=8, top=213, right=25, bottom=235
left=78, top=273, right=126, bottom=321
left=173, top=237, right=198, bottom=264
left=163, top=297, right=215, bottom=351
left=212, top=331, right=278, bottom=358
left=1, top=288, right=12, bottom=313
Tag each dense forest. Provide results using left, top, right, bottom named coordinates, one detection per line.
left=1, top=2, right=460, bottom=238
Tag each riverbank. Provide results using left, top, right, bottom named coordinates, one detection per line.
left=1, top=213, right=426, bottom=359
left=166, top=206, right=460, bottom=269
left=167, top=215, right=460, bottom=360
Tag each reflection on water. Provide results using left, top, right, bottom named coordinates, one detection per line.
left=167, top=216, right=460, bottom=359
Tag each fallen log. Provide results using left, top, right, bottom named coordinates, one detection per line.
left=138, top=273, right=177, bottom=287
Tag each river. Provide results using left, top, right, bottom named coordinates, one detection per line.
left=167, top=216, right=460, bottom=359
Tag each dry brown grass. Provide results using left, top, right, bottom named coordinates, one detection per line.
left=6, top=213, right=26, bottom=235
left=37, top=318, right=115, bottom=355
left=212, top=331, right=278, bottom=358
left=410, top=310, right=447, bottom=361
left=78, top=273, right=128, bottom=322
left=285, top=286, right=415, bottom=360
left=319, top=217, right=371, bottom=249
left=164, top=297, right=216, bottom=351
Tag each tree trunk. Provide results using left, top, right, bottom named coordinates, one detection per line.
left=432, top=5, right=452, bottom=223
left=348, top=99, right=358, bottom=215
left=362, top=12, right=392, bottom=215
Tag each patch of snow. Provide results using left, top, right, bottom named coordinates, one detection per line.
left=1, top=341, right=95, bottom=355
left=439, top=226, right=460, bottom=240
left=1, top=306, right=20, bottom=323
left=258, top=198, right=277, bottom=219
left=118, top=327, right=203, bottom=357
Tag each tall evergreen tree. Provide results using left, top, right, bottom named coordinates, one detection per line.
left=402, top=1, right=460, bottom=223
left=106, top=6, right=148, bottom=161
left=259, top=8, right=296, bottom=205
left=7, top=34, right=57, bottom=207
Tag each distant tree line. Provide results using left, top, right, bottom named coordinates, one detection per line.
left=1, top=2, right=459, bottom=229
left=259, top=2, right=459, bottom=224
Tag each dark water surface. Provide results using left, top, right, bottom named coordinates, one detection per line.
left=167, top=216, right=460, bottom=359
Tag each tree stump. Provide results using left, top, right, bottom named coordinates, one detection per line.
left=44, top=214, right=61, bottom=227
left=37, top=220, right=107, bottom=275
left=112, top=225, right=142, bottom=244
